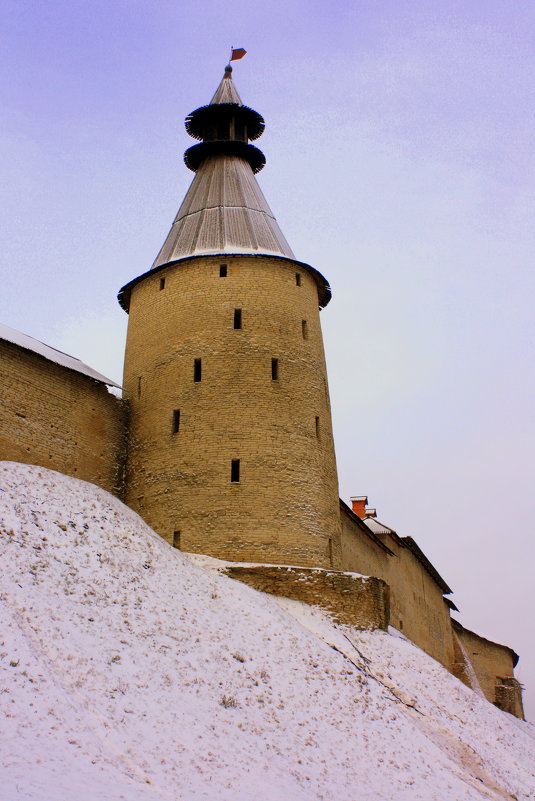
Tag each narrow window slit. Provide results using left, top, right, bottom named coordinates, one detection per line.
left=173, top=531, right=181, bottom=549
left=302, top=320, right=308, bottom=340
left=295, top=272, right=301, bottom=286
left=271, top=358, right=279, bottom=381
left=172, top=409, right=180, bottom=434
left=159, top=277, right=166, bottom=290
left=231, top=459, right=240, bottom=483
left=315, top=416, right=320, bottom=438
left=194, top=359, right=202, bottom=382
left=233, top=308, right=242, bottom=329
left=219, top=264, right=227, bottom=277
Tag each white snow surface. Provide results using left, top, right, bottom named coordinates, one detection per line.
left=1, top=462, right=534, bottom=801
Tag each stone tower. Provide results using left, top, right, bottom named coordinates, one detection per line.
left=119, top=65, right=342, bottom=568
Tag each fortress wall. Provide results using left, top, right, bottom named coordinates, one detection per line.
left=222, top=564, right=390, bottom=630
left=0, top=339, right=126, bottom=496
left=340, top=506, right=454, bottom=669
left=340, top=505, right=391, bottom=578
left=123, top=255, right=342, bottom=568
left=452, top=621, right=524, bottom=719
left=392, top=544, right=455, bottom=670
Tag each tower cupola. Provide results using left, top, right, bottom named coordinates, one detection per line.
left=118, top=64, right=332, bottom=310
left=184, top=64, right=266, bottom=173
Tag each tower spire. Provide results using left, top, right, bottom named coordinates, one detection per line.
left=209, top=63, right=244, bottom=105
left=148, top=68, right=296, bottom=268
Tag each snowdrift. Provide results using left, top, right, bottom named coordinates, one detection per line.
left=1, top=462, right=534, bottom=801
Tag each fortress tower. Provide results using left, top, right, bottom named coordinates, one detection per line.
left=119, top=65, right=342, bottom=568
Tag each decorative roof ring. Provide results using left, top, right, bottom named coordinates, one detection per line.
left=184, top=49, right=266, bottom=173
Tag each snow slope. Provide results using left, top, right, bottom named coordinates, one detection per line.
left=1, top=462, right=534, bottom=801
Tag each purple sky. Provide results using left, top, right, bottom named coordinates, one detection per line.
left=2, top=1, right=534, bottom=718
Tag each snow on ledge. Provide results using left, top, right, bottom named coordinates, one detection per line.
left=184, top=552, right=369, bottom=580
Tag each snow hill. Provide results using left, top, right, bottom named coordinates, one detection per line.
left=1, top=462, right=534, bottom=801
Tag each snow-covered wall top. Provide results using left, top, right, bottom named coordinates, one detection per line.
left=0, top=322, right=121, bottom=388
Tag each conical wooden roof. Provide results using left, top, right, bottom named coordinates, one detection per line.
left=209, top=66, right=243, bottom=104
left=151, top=66, right=295, bottom=266
left=151, top=153, right=294, bottom=263
left=118, top=67, right=333, bottom=311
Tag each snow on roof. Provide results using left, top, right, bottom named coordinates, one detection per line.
left=363, top=515, right=453, bottom=595
left=0, top=323, right=121, bottom=389
left=363, top=515, right=396, bottom=536
left=339, top=499, right=395, bottom=555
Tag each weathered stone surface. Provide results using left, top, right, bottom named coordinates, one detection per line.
left=0, top=339, right=126, bottom=497
left=340, top=503, right=455, bottom=669
left=495, top=676, right=525, bottom=720
left=123, top=254, right=342, bottom=568
left=452, top=620, right=524, bottom=719
left=222, top=564, right=390, bottom=630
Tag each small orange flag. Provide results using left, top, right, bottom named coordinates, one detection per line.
left=230, top=48, right=247, bottom=61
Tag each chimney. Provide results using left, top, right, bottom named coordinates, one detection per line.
left=365, top=507, right=377, bottom=518
left=350, top=496, right=368, bottom=518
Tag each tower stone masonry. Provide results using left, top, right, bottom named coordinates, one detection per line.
left=119, top=65, right=342, bottom=568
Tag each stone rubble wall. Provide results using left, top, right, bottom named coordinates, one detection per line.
left=221, top=563, right=390, bottom=630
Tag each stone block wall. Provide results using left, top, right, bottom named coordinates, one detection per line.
left=0, top=339, right=126, bottom=496
left=222, top=564, right=390, bottom=630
